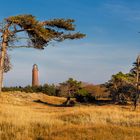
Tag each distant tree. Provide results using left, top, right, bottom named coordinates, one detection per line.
left=83, top=84, right=109, bottom=99
left=0, top=14, right=85, bottom=92
left=42, top=84, right=57, bottom=96
left=59, top=78, right=82, bottom=105
left=59, top=78, right=82, bottom=98
left=106, top=72, right=134, bottom=104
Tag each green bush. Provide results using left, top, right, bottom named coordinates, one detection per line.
left=75, top=89, right=95, bottom=103
left=2, top=84, right=58, bottom=96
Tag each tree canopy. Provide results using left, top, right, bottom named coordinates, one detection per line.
left=4, top=14, right=85, bottom=49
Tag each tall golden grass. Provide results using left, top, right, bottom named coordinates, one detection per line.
left=0, top=92, right=140, bottom=140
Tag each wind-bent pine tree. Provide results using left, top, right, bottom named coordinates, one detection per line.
left=0, top=14, right=85, bottom=92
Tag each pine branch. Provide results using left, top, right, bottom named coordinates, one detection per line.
left=5, top=14, right=85, bottom=49
left=40, top=19, right=75, bottom=31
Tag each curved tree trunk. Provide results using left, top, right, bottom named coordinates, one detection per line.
left=0, top=31, right=8, bottom=92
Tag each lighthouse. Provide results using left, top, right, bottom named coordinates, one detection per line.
left=32, top=64, right=39, bottom=86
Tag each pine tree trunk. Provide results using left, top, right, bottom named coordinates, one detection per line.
left=134, top=57, right=140, bottom=110
left=0, top=32, right=8, bottom=92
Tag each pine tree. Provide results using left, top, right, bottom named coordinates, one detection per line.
left=0, top=14, right=85, bottom=92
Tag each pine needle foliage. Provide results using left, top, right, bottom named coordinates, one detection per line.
left=6, top=14, right=85, bottom=49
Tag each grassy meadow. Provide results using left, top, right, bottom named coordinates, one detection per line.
left=0, top=92, right=140, bottom=140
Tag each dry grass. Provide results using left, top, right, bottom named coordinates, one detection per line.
left=0, top=91, right=140, bottom=140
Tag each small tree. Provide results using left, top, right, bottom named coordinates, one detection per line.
left=0, top=14, right=85, bottom=92
left=59, top=78, right=82, bottom=98
left=59, top=78, right=82, bottom=105
left=106, top=72, right=134, bottom=104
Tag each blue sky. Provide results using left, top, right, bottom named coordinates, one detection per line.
left=1, top=0, right=140, bottom=86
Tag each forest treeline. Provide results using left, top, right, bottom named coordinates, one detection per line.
left=2, top=71, right=138, bottom=106
left=3, top=78, right=108, bottom=103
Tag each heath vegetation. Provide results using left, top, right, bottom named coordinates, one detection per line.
left=0, top=92, right=140, bottom=140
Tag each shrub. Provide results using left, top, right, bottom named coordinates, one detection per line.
left=75, top=89, right=95, bottom=103
left=2, top=84, right=58, bottom=96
